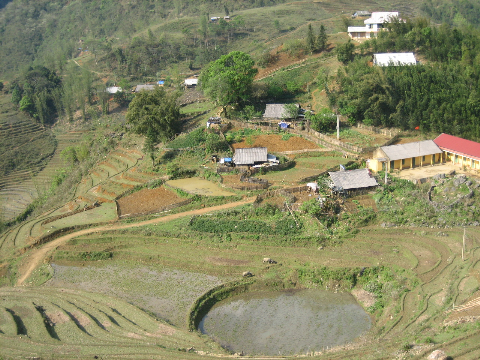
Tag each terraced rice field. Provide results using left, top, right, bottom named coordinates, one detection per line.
left=0, top=287, right=222, bottom=358
left=0, top=130, right=86, bottom=222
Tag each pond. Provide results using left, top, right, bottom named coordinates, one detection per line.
left=198, top=289, right=371, bottom=356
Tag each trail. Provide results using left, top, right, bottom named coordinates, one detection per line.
left=16, top=197, right=256, bottom=286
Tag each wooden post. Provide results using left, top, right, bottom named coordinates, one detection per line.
left=462, top=227, right=466, bottom=261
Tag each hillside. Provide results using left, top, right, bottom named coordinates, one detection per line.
left=3, top=0, right=480, bottom=359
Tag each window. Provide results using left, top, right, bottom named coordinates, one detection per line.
left=422, top=156, right=426, bottom=162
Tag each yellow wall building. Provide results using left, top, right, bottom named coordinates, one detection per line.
left=368, top=140, right=443, bottom=172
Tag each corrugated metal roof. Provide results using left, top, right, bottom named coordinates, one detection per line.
left=328, top=169, right=378, bottom=190
left=263, top=104, right=287, bottom=119
left=135, top=85, right=156, bottom=92
left=374, top=53, right=416, bottom=66
left=434, top=133, right=480, bottom=161
left=263, top=104, right=298, bottom=119
left=234, top=147, right=268, bottom=165
left=380, top=140, right=442, bottom=161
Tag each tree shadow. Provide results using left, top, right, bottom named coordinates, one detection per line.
left=0, top=0, right=13, bottom=10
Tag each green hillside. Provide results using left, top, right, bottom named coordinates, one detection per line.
left=3, top=1, right=480, bottom=359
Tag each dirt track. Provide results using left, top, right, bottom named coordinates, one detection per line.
left=16, top=197, right=256, bottom=286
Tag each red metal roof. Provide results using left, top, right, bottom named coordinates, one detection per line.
left=434, top=133, right=480, bottom=161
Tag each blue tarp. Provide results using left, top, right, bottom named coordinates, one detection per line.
left=224, top=158, right=232, bottom=162
left=279, top=122, right=288, bottom=129
left=158, top=80, right=165, bottom=85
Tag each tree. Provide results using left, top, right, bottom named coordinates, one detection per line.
left=306, top=24, right=316, bottom=53
left=336, top=39, right=355, bottom=64
left=317, top=25, right=328, bottom=52
left=11, top=85, right=22, bottom=105
left=19, top=95, right=35, bottom=117
left=126, top=88, right=181, bottom=145
left=200, top=51, right=258, bottom=115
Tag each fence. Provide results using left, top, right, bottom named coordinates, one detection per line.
left=356, top=123, right=401, bottom=137
left=228, top=120, right=400, bottom=155
left=255, top=185, right=309, bottom=203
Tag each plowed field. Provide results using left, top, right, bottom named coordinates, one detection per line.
left=231, top=134, right=320, bottom=153
left=117, top=186, right=184, bottom=216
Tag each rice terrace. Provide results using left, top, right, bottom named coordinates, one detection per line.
left=2, top=0, right=480, bottom=359
left=2, top=119, right=480, bottom=359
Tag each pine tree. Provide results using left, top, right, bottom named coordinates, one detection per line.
left=306, top=24, right=315, bottom=53
left=317, top=25, right=328, bottom=52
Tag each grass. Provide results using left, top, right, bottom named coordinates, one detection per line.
left=180, top=102, right=214, bottom=115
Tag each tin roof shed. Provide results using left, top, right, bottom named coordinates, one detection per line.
left=234, top=147, right=268, bottom=165
left=329, top=169, right=378, bottom=191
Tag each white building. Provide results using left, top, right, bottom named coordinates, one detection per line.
left=348, top=12, right=400, bottom=39
left=373, top=53, right=417, bottom=66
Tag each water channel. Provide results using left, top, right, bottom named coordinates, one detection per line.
left=199, top=289, right=372, bottom=356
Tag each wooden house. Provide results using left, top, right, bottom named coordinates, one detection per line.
left=328, top=168, right=378, bottom=194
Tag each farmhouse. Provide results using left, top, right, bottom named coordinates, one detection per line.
left=184, top=78, right=198, bottom=88
left=263, top=104, right=299, bottom=120
left=373, top=53, right=417, bottom=66
left=348, top=11, right=400, bottom=39
left=106, top=86, right=122, bottom=94
left=234, top=147, right=268, bottom=166
left=368, top=140, right=443, bottom=172
left=328, top=168, right=379, bottom=193
left=434, top=133, right=480, bottom=171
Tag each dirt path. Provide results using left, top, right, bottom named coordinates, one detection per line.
left=16, top=197, right=256, bottom=286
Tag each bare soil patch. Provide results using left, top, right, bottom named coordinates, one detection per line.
left=117, top=186, right=184, bottom=217
left=231, top=134, right=320, bottom=153
left=351, top=289, right=376, bottom=308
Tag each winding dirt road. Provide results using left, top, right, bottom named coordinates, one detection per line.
left=16, top=197, right=256, bottom=286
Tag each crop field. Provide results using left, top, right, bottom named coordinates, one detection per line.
left=258, top=151, right=348, bottom=185
left=2, top=117, right=480, bottom=359
left=231, top=133, right=321, bottom=153
left=117, top=186, right=186, bottom=217
left=6, top=212, right=480, bottom=359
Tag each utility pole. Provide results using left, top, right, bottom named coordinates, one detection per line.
left=336, top=114, right=340, bottom=140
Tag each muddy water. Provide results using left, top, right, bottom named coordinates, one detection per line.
left=199, top=289, right=371, bottom=356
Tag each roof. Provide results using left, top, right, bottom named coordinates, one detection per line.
left=135, top=85, right=156, bottom=92
left=434, top=133, right=480, bottom=162
left=263, top=104, right=298, bottom=119
left=185, top=78, right=198, bottom=86
left=364, top=12, right=399, bottom=24
left=356, top=11, right=372, bottom=16
left=380, top=140, right=442, bottom=161
left=329, top=169, right=378, bottom=190
left=234, top=147, right=268, bottom=165
left=374, top=53, right=416, bottom=66
left=348, top=26, right=371, bottom=32
left=106, top=87, right=122, bottom=94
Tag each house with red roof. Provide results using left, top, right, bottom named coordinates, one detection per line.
left=434, top=133, right=480, bottom=171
